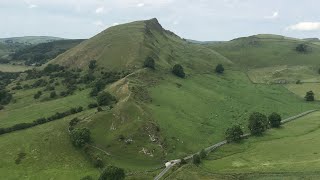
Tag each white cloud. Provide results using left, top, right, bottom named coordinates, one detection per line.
left=264, top=11, right=278, bottom=19
left=287, top=22, right=320, bottom=31
left=95, top=6, right=105, bottom=14
left=28, top=4, right=38, bottom=8
left=137, top=3, right=145, bottom=7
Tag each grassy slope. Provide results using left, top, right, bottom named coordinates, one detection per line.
left=167, top=111, right=320, bottom=179
left=0, top=88, right=95, bottom=128
left=0, top=111, right=99, bottom=180
left=0, top=64, right=31, bottom=72
left=149, top=70, right=317, bottom=159
left=206, top=34, right=320, bottom=68
left=285, top=83, right=320, bottom=98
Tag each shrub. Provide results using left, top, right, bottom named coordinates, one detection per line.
left=97, top=107, right=103, bottom=112
left=305, top=91, right=315, bottom=101
left=88, top=103, right=98, bottom=109
left=215, top=64, right=225, bottom=74
left=50, top=91, right=57, bottom=98
left=93, top=156, right=104, bottom=168
left=268, top=112, right=282, bottom=128
left=225, top=124, right=244, bottom=142
left=99, top=166, right=125, bottom=180
left=143, top=57, right=155, bottom=69
left=296, top=44, right=309, bottom=53
left=0, top=90, right=12, bottom=105
left=97, top=92, right=116, bottom=106
left=70, top=128, right=91, bottom=148
left=172, top=64, right=185, bottom=78
left=89, top=60, right=97, bottom=70
left=180, top=158, right=187, bottom=165
left=0, top=105, right=4, bottom=110
left=34, top=91, right=42, bottom=99
left=199, top=149, right=207, bottom=159
left=192, top=154, right=201, bottom=165
left=248, top=112, right=268, bottom=136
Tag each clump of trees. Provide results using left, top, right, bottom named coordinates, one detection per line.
left=268, top=112, right=282, bottom=128
left=225, top=124, right=244, bottom=142
left=70, top=128, right=91, bottom=148
left=305, top=91, right=315, bottom=101
left=215, top=64, right=225, bottom=74
left=0, top=90, right=12, bottom=105
left=172, top=64, right=185, bottom=78
left=248, top=112, right=268, bottom=136
left=97, top=92, right=116, bottom=106
left=295, top=44, right=310, bottom=53
left=143, top=57, right=155, bottom=69
left=192, top=154, right=201, bottom=165
left=99, top=166, right=125, bottom=180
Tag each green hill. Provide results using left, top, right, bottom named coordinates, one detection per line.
left=1, top=19, right=320, bottom=179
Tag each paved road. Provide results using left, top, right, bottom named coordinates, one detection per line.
left=154, top=110, right=318, bottom=180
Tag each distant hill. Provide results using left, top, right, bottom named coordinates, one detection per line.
left=206, top=34, right=320, bottom=68
left=10, top=39, right=84, bottom=66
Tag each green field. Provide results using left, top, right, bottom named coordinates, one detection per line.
left=167, top=111, right=320, bottom=179
left=0, top=64, right=31, bottom=72
left=285, top=83, right=320, bottom=99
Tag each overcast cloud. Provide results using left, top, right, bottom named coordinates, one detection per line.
left=1, top=0, right=319, bottom=41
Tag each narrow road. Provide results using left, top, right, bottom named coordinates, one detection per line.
left=154, top=110, right=318, bottom=180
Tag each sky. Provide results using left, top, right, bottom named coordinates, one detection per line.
left=1, top=0, right=319, bottom=41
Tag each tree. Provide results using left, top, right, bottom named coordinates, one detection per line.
left=97, top=92, right=115, bottom=106
left=305, top=91, right=315, bottom=101
left=268, top=112, right=282, bottom=128
left=89, top=60, right=97, bottom=70
left=215, top=64, right=225, bottom=74
left=99, top=166, right=125, bottom=180
left=0, top=90, right=12, bottom=105
left=172, top=64, right=185, bottom=78
left=34, top=91, right=42, bottom=99
left=248, top=112, right=268, bottom=136
left=296, top=44, right=309, bottom=53
left=199, top=149, right=207, bottom=159
left=70, top=128, right=91, bottom=148
left=143, top=57, right=155, bottom=69
left=225, top=124, right=244, bottom=142
left=192, top=154, right=201, bottom=165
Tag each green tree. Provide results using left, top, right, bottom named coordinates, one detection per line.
left=97, top=92, right=116, bottom=106
left=199, top=149, right=207, bottom=159
left=296, top=44, right=309, bottom=53
left=99, top=166, right=125, bottom=180
left=89, top=60, right=97, bottom=70
left=225, top=124, right=244, bottom=142
left=143, top=57, right=155, bottom=69
left=268, top=112, right=282, bottom=128
left=248, top=112, right=268, bottom=136
left=215, top=64, right=225, bottom=74
left=172, top=64, right=185, bottom=78
left=192, top=154, right=201, bottom=165
left=305, top=91, right=315, bottom=101
left=50, top=91, right=57, bottom=98
left=70, top=128, right=91, bottom=148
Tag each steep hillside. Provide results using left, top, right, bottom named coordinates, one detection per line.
left=206, top=34, right=320, bottom=68
left=52, top=18, right=231, bottom=72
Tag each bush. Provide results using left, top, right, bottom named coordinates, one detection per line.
left=0, top=90, right=12, bottom=105
left=34, top=91, right=42, bottom=99
left=296, top=44, right=309, bottom=53
left=0, top=105, right=3, bottom=110
left=93, top=156, right=104, bottom=168
left=97, top=92, right=116, bottom=106
left=305, top=91, right=315, bottom=101
left=180, top=158, right=187, bottom=165
left=172, top=64, right=185, bottom=78
left=50, top=91, right=57, bottom=98
left=88, top=103, right=98, bottom=109
left=199, top=149, right=207, bottom=159
left=192, top=154, right=201, bottom=165
left=89, top=60, right=97, bottom=70
left=268, top=112, right=282, bottom=128
left=69, top=118, right=80, bottom=127
left=70, top=128, right=91, bottom=148
left=99, top=166, right=125, bottom=180
left=225, top=124, right=244, bottom=142
left=248, top=112, right=268, bottom=136
left=215, top=64, right=225, bottom=74
left=97, top=107, right=103, bottom=112
left=143, top=57, right=155, bottom=69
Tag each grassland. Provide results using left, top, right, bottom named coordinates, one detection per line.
left=0, top=111, right=99, bottom=180
left=285, top=83, right=320, bottom=99
left=207, top=34, right=320, bottom=68
left=148, top=70, right=317, bottom=159
left=167, top=111, right=320, bottom=179
left=0, top=64, right=31, bottom=72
